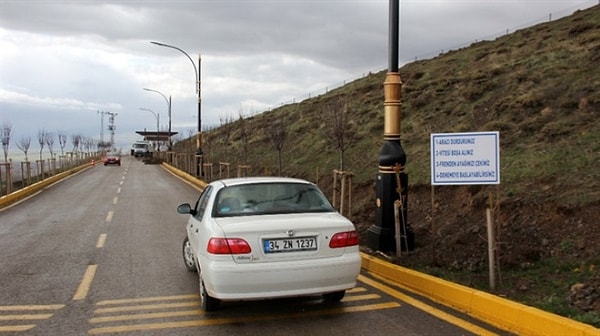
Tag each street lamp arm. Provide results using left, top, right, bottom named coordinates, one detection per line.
left=150, top=40, right=203, bottom=176
left=139, top=108, right=160, bottom=150
left=139, top=108, right=158, bottom=119
left=143, top=88, right=173, bottom=150
left=151, top=41, right=199, bottom=93
left=143, top=88, right=169, bottom=106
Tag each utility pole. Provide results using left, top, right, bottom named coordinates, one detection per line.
left=106, top=112, right=118, bottom=149
left=97, top=111, right=110, bottom=144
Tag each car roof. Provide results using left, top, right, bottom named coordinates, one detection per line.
left=213, top=176, right=314, bottom=188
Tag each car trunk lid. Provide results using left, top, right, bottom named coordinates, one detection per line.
left=214, top=212, right=355, bottom=264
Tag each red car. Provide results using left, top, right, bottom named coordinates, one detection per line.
left=104, top=153, right=121, bottom=166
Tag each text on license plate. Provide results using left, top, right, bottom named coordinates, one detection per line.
left=263, top=237, right=317, bottom=253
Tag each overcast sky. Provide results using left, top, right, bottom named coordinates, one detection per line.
left=0, top=0, right=596, bottom=156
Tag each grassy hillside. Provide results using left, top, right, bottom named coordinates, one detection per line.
left=199, top=5, right=599, bottom=203
left=176, top=5, right=600, bottom=326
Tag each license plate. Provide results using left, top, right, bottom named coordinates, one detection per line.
left=263, top=237, right=317, bottom=253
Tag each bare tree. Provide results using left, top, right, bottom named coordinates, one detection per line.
left=321, top=96, right=357, bottom=171
left=1, top=123, right=12, bottom=163
left=238, top=110, right=251, bottom=164
left=58, top=131, right=68, bottom=155
left=45, top=132, right=55, bottom=158
left=202, top=125, right=217, bottom=163
left=83, top=137, right=95, bottom=153
left=219, top=113, right=234, bottom=158
left=38, top=129, right=46, bottom=161
left=71, top=134, right=82, bottom=153
left=268, top=114, right=288, bottom=176
left=16, top=136, right=31, bottom=161
left=187, top=129, right=195, bottom=153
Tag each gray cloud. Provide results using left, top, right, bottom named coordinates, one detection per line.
left=1, top=0, right=596, bottom=154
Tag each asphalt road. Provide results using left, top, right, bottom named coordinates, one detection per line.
left=0, top=156, right=512, bottom=336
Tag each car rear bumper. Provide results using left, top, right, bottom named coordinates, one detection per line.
left=202, top=252, right=361, bottom=300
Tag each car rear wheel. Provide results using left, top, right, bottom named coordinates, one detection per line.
left=182, top=237, right=197, bottom=272
left=199, top=273, right=220, bottom=312
left=323, top=290, right=345, bottom=302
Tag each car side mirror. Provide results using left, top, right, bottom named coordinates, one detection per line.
left=177, top=203, right=196, bottom=216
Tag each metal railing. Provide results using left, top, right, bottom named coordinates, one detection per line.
left=0, top=152, right=100, bottom=197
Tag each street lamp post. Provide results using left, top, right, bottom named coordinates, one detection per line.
left=366, top=0, right=414, bottom=253
left=150, top=41, right=202, bottom=177
left=139, top=108, right=160, bottom=151
left=143, top=88, right=172, bottom=150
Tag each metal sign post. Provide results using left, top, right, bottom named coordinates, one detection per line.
left=430, top=131, right=501, bottom=289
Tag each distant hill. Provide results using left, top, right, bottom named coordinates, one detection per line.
left=177, top=5, right=600, bottom=326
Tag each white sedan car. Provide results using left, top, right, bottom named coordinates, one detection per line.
left=177, top=177, right=361, bottom=311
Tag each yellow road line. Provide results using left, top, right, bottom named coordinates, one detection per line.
left=0, top=325, right=35, bottom=332
left=113, top=197, right=118, bottom=205
left=96, top=234, right=107, bottom=248
left=88, top=302, right=400, bottom=334
left=95, top=301, right=199, bottom=314
left=90, top=309, right=204, bottom=323
left=0, top=313, right=53, bottom=321
left=342, top=294, right=381, bottom=302
left=105, top=211, right=113, bottom=223
left=0, top=305, right=64, bottom=311
left=97, top=294, right=199, bottom=306
left=359, top=274, right=499, bottom=336
left=73, top=265, right=98, bottom=300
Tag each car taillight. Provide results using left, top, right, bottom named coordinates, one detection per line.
left=329, top=231, right=359, bottom=248
left=207, top=238, right=252, bottom=254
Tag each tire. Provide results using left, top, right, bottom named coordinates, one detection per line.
left=323, top=290, right=345, bottom=302
left=182, top=237, right=197, bottom=272
left=199, top=273, right=220, bottom=312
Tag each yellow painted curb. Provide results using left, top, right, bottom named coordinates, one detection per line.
left=161, top=164, right=598, bottom=336
left=160, top=162, right=207, bottom=189
left=13, top=161, right=593, bottom=336
left=0, top=163, right=92, bottom=209
left=361, top=253, right=599, bottom=336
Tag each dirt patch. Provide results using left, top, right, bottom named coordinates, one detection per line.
left=351, top=182, right=600, bottom=321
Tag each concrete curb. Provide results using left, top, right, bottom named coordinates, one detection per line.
left=160, top=162, right=207, bottom=190
left=361, top=253, right=599, bottom=336
left=0, top=163, right=93, bottom=209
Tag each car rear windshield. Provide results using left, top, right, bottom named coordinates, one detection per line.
left=213, top=182, right=335, bottom=217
